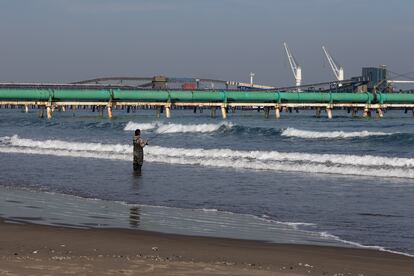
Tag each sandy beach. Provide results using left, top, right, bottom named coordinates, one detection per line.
left=0, top=219, right=413, bottom=276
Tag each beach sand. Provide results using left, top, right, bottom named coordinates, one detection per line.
left=0, top=219, right=413, bottom=275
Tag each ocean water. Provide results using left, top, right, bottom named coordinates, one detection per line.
left=0, top=107, right=414, bottom=256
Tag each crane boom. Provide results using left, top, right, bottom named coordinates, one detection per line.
left=322, top=46, right=344, bottom=85
left=283, top=42, right=302, bottom=89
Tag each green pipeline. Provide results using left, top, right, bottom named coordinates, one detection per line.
left=376, top=93, right=414, bottom=104
left=0, top=88, right=413, bottom=104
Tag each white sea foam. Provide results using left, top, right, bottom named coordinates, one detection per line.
left=281, top=127, right=392, bottom=139
left=258, top=216, right=316, bottom=230
left=201, top=208, right=219, bottom=212
left=7, top=135, right=131, bottom=154
left=124, top=121, right=232, bottom=134
left=124, top=122, right=158, bottom=131
left=156, top=122, right=232, bottom=134
left=1, top=135, right=414, bottom=179
left=319, top=232, right=414, bottom=257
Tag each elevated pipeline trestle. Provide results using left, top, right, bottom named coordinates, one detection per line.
left=1, top=87, right=414, bottom=119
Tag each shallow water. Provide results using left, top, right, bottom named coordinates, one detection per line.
left=0, top=107, right=413, bottom=255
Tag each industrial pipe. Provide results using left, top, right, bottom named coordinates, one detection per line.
left=0, top=88, right=413, bottom=105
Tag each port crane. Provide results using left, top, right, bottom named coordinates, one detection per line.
left=283, top=42, right=302, bottom=91
left=322, top=46, right=344, bottom=87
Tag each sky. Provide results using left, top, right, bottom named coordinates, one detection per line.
left=0, top=0, right=413, bottom=87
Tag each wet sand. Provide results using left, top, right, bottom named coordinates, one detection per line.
left=0, top=219, right=413, bottom=275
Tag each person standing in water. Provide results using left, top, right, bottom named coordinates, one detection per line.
left=133, top=129, right=148, bottom=174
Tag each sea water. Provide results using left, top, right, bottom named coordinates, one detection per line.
left=0, top=108, right=413, bottom=256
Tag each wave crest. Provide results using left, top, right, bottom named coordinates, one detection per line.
left=124, top=122, right=158, bottom=131
left=124, top=122, right=232, bottom=134
left=281, top=128, right=393, bottom=139
left=1, top=135, right=414, bottom=179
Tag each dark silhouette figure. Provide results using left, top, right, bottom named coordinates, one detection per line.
left=133, top=129, right=148, bottom=175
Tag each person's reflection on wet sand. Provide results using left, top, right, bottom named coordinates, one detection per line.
left=129, top=206, right=141, bottom=228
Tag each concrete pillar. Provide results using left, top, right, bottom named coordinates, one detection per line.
left=156, top=107, right=161, bottom=118
left=107, top=105, right=113, bottom=119
left=352, top=108, right=358, bottom=118
left=211, top=107, right=217, bottom=118
left=326, top=108, right=333, bottom=119
left=46, top=106, right=52, bottom=120
left=39, top=107, right=45, bottom=118
left=264, top=107, right=270, bottom=119
left=24, top=105, right=29, bottom=113
left=376, top=108, right=384, bottom=118
left=221, top=105, right=227, bottom=119
left=363, top=107, right=370, bottom=118
left=99, top=106, right=104, bottom=117
left=315, top=108, right=321, bottom=118
left=165, top=106, right=171, bottom=118
left=275, top=107, right=281, bottom=119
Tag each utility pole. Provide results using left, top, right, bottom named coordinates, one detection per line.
left=250, top=72, right=255, bottom=86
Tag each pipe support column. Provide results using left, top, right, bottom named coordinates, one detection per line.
left=352, top=108, right=358, bottom=118
left=211, top=107, right=217, bottom=118
left=275, top=106, right=281, bottom=119
left=221, top=105, right=227, bottom=120
left=326, top=107, right=333, bottom=119
left=315, top=108, right=321, bottom=118
left=363, top=106, right=370, bottom=118
left=107, top=105, right=113, bottom=119
left=165, top=105, right=171, bottom=118
left=376, top=108, right=384, bottom=118
left=46, top=105, right=52, bottom=120
left=264, top=107, right=270, bottom=119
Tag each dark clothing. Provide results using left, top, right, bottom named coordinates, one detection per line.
left=133, top=160, right=142, bottom=174
left=133, top=135, right=146, bottom=172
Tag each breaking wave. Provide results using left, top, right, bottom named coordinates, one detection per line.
left=124, top=122, right=158, bottom=131
left=124, top=121, right=233, bottom=134
left=1, top=135, right=414, bottom=179
left=281, top=128, right=393, bottom=139
left=124, top=123, right=402, bottom=141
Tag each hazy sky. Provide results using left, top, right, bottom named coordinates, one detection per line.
left=0, top=0, right=413, bottom=87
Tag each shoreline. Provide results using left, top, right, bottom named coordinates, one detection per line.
left=1, top=219, right=413, bottom=275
